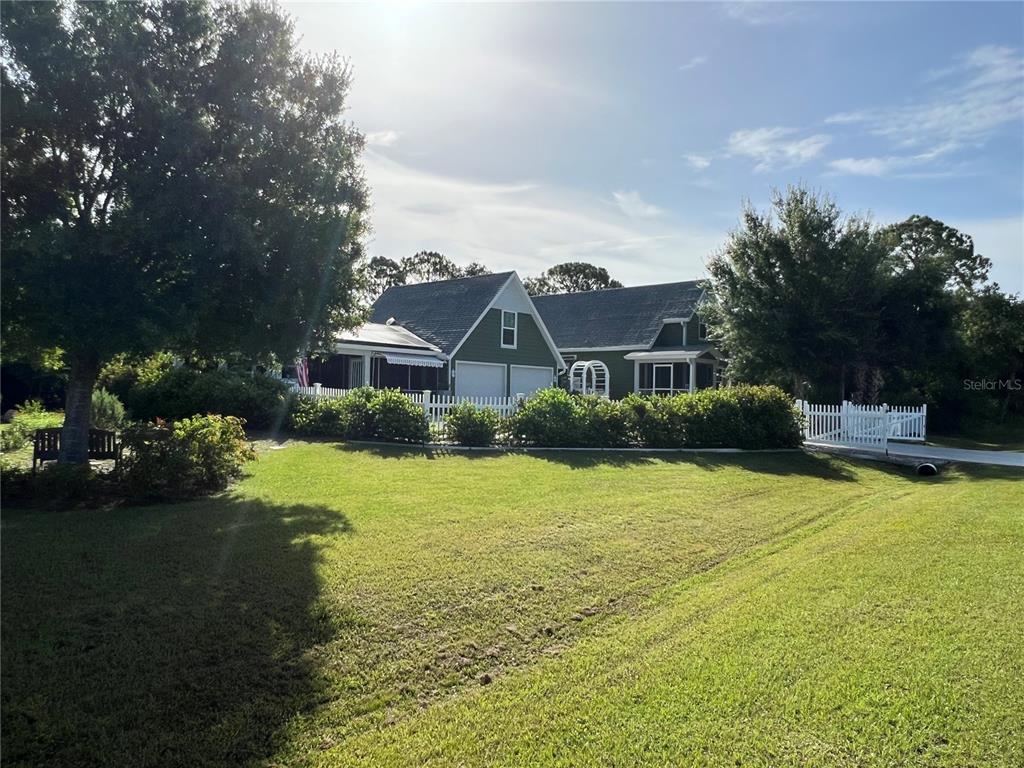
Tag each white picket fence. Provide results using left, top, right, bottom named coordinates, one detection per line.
left=293, top=385, right=522, bottom=425
left=796, top=400, right=927, bottom=449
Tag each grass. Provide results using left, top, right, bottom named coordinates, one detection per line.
left=2, top=442, right=1021, bottom=767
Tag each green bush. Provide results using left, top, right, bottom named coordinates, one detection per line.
left=577, top=396, right=633, bottom=448
left=288, top=388, right=427, bottom=443
left=118, top=415, right=256, bottom=501
left=624, top=385, right=801, bottom=449
left=0, top=401, right=64, bottom=453
left=445, top=402, right=501, bottom=446
left=508, top=388, right=586, bottom=447
left=90, top=388, right=126, bottom=431
left=120, top=368, right=290, bottom=430
left=0, top=461, right=107, bottom=509
left=369, top=389, right=430, bottom=443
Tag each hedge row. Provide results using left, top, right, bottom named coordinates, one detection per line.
left=505, top=386, right=802, bottom=449
left=289, top=387, right=429, bottom=443
left=103, top=366, right=800, bottom=449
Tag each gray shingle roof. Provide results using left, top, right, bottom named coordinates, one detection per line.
left=369, top=271, right=515, bottom=354
left=533, top=280, right=705, bottom=349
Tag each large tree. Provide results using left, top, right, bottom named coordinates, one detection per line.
left=523, top=262, right=623, bottom=295
left=358, top=251, right=490, bottom=300
left=706, top=186, right=887, bottom=399
left=2, top=1, right=368, bottom=461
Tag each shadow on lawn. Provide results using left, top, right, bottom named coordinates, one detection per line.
left=1, top=496, right=350, bottom=768
left=332, top=442, right=862, bottom=481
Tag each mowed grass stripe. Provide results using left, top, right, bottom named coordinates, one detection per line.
left=326, top=466, right=1022, bottom=768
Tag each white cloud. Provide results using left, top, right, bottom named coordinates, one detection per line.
left=678, top=55, right=708, bottom=72
left=612, top=190, right=667, bottom=219
left=826, top=45, right=1023, bottom=150
left=365, top=130, right=402, bottom=147
left=362, top=151, right=723, bottom=284
left=684, top=153, right=712, bottom=171
left=726, top=127, right=831, bottom=172
left=723, top=2, right=806, bottom=26
left=828, top=142, right=959, bottom=177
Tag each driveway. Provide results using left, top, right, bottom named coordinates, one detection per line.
left=887, top=443, right=1024, bottom=469
left=805, top=440, right=1024, bottom=469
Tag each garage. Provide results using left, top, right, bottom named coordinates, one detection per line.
left=454, top=361, right=506, bottom=398
left=510, top=365, right=554, bottom=396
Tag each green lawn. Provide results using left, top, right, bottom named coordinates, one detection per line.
left=2, top=443, right=1021, bottom=767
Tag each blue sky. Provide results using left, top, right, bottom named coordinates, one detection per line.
left=289, top=2, right=1024, bottom=293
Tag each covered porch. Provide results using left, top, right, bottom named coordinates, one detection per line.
left=625, top=348, right=726, bottom=395
left=307, top=322, right=448, bottom=393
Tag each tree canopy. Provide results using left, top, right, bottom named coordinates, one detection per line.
left=523, top=262, right=623, bottom=295
left=706, top=187, right=886, bottom=399
left=358, top=251, right=490, bottom=299
left=1, top=1, right=368, bottom=460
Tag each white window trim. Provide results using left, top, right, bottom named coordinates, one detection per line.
left=501, top=310, right=518, bottom=349
left=636, top=361, right=695, bottom=395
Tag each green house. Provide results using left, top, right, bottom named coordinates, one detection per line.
left=532, top=280, right=726, bottom=399
left=314, top=272, right=565, bottom=398
left=309, top=272, right=724, bottom=399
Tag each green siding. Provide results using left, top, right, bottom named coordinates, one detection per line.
left=561, top=349, right=640, bottom=399
left=451, top=309, right=561, bottom=392
left=652, top=322, right=684, bottom=348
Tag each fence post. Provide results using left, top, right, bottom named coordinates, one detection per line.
left=922, top=403, right=928, bottom=440
left=422, top=390, right=432, bottom=420
left=313, top=382, right=322, bottom=396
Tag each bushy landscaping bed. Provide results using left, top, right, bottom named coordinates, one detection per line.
left=506, top=385, right=801, bottom=450
left=1, top=414, right=255, bottom=508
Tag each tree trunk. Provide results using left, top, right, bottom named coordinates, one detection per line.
left=59, top=356, right=100, bottom=464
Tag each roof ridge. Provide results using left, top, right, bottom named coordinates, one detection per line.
left=379, top=270, right=514, bottom=295
left=532, top=279, right=705, bottom=299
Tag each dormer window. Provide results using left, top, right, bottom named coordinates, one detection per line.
left=698, top=321, right=709, bottom=341
left=501, top=311, right=517, bottom=348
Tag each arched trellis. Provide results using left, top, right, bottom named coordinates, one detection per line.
left=569, top=360, right=610, bottom=398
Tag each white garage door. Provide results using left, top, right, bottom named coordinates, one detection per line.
left=510, top=365, right=553, bottom=397
left=455, top=361, right=506, bottom=398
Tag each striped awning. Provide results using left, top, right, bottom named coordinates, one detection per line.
left=382, top=353, right=445, bottom=368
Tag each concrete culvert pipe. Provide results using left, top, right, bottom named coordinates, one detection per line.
left=916, top=462, right=939, bottom=477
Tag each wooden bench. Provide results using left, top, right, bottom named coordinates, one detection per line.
left=33, top=428, right=121, bottom=470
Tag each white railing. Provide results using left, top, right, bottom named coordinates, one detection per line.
left=293, top=384, right=522, bottom=425
left=796, top=400, right=927, bottom=449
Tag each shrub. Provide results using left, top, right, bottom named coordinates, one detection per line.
left=624, top=385, right=802, bottom=449
left=0, top=461, right=107, bottom=509
left=445, top=402, right=501, bottom=446
left=289, top=395, right=349, bottom=436
left=118, top=415, right=256, bottom=501
left=577, top=396, right=633, bottom=448
left=120, top=368, right=290, bottom=429
left=368, top=389, right=429, bottom=443
left=91, top=388, right=126, bottom=431
left=0, top=401, right=64, bottom=453
left=508, top=388, right=586, bottom=447
left=621, top=393, right=691, bottom=448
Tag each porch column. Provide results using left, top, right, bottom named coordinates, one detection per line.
left=689, top=359, right=697, bottom=392
left=362, top=354, right=371, bottom=386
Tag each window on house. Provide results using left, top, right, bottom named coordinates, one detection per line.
left=501, top=311, right=517, bottom=348
left=698, top=322, right=709, bottom=340
left=638, top=362, right=692, bottom=395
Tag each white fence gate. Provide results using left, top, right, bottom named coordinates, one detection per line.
left=292, top=385, right=522, bottom=426
left=796, top=400, right=927, bottom=449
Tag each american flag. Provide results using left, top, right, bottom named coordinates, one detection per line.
left=295, top=357, right=309, bottom=387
